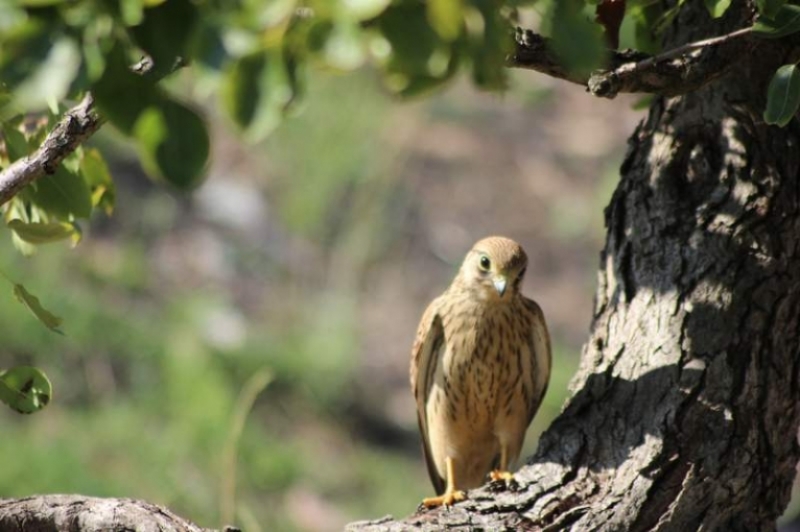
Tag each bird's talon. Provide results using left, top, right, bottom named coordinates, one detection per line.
left=489, top=470, right=514, bottom=482
left=421, top=489, right=467, bottom=509
left=487, top=479, right=506, bottom=493
left=488, top=470, right=520, bottom=492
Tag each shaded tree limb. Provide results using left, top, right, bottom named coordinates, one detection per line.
left=0, top=94, right=103, bottom=207
left=509, top=26, right=755, bottom=98
left=0, top=494, right=225, bottom=532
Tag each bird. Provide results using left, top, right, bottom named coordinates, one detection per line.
left=409, top=236, right=551, bottom=508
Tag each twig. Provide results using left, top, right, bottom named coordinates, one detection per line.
left=0, top=94, right=103, bottom=206
left=588, top=26, right=754, bottom=98
left=625, top=26, right=752, bottom=74
left=0, top=55, right=187, bottom=208
left=510, top=26, right=754, bottom=99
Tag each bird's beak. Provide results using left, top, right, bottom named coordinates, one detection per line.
left=493, top=277, right=507, bottom=297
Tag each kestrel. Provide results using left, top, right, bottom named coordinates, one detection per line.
left=410, top=236, right=551, bottom=508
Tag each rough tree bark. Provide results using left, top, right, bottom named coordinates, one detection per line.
left=348, top=2, right=800, bottom=531
left=0, top=495, right=218, bottom=531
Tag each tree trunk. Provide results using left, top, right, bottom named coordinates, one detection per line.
left=349, top=3, right=800, bottom=531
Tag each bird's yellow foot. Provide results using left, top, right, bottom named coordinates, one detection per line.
left=490, top=470, right=514, bottom=482
left=421, top=489, right=467, bottom=509
left=488, top=470, right=520, bottom=492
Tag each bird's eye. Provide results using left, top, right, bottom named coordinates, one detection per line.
left=479, top=255, right=491, bottom=271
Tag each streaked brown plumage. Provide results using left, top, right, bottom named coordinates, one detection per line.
left=410, top=236, right=551, bottom=507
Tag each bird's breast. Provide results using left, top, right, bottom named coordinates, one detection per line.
left=438, top=303, right=528, bottom=428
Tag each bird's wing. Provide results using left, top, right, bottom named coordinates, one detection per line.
left=523, top=297, right=552, bottom=424
left=409, top=297, right=446, bottom=495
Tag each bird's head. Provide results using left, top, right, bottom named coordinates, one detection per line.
left=458, top=236, right=528, bottom=302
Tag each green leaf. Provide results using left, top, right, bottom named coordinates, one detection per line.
left=0, top=19, right=55, bottom=96
left=121, top=0, right=144, bottom=26
left=13, top=283, right=64, bottom=333
left=378, top=4, right=442, bottom=76
left=10, top=234, right=36, bottom=256
left=222, top=52, right=265, bottom=130
left=467, top=4, right=512, bottom=90
left=341, top=0, right=391, bottom=20
left=81, top=23, right=109, bottom=82
left=12, top=37, right=81, bottom=112
left=427, top=0, right=463, bottom=41
left=15, top=0, right=66, bottom=5
left=259, top=0, right=297, bottom=26
left=191, top=20, right=229, bottom=71
left=131, top=0, right=198, bottom=77
left=221, top=49, right=298, bottom=141
left=397, top=70, right=457, bottom=98
left=376, top=2, right=460, bottom=94
left=7, top=219, right=78, bottom=244
left=0, top=3, right=26, bottom=30
left=1, top=123, right=30, bottom=162
left=757, top=0, right=787, bottom=19
left=5, top=198, right=37, bottom=255
left=324, top=20, right=366, bottom=70
left=81, top=148, right=116, bottom=214
left=625, top=3, right=661, bottom=54
left=549, top=0, right=607, bottom=78
left=92, top=44, right=159, bottom=134
left=22, top=165, right=93, bottom=220
left=704, top=0, right=732, bottom=18
left=764, top=63, right=800, bottom=127
left=134, top=99, right=209, bottom=189
left=752, top=4, right=800, bottom=38
left=0, top=366, right=52, bottom=414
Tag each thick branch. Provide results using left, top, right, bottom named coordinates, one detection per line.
left=509, top=27, right=754, bottom=98
left=346, top=471, right=585, bottom=531
left=0, top=494, right=221, bottom=532
left=0, top=94, right=103, bottom=207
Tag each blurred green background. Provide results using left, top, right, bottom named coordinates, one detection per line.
left=0, top=68, right=642, bottom=531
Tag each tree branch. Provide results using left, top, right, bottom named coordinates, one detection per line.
left=345, top=470, right=579, bottom=531
left=0, top=54, right=187, bottom=208
left=0, top=494, right=226, bottom=532
left=0, top=94, right=103, bottom=207
left=509, top=26, right=754, bottom=98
